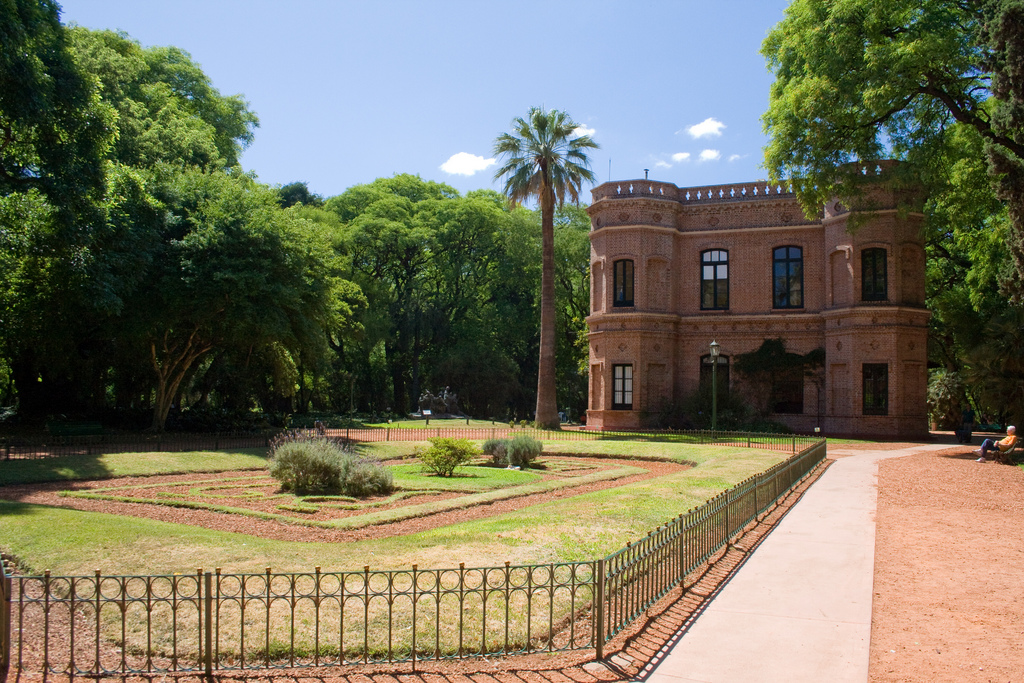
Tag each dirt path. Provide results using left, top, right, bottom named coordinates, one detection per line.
left=869, top=447, right=1024, bottom=682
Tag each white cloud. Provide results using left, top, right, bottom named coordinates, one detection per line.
left=654, top=160, right=672, bottom=169
left=699, top=149, right=721, bottom=162
left=440, top=152, right=496, bottom=176
left=685, top=118, right=726, bottom=139
left=728, top=154, right=745, bottom=162
left=573, top=124, right=596, bottom=137
left=671, top=152, right=691, bottom=163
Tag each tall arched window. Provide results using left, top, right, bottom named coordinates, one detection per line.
left=613, top=259, right=634, bottom=307
left=862, top=248, right=887, bottom=301
left=701, top=250, right=729, bottom=310
left=773, top=246, right=803, bottom=308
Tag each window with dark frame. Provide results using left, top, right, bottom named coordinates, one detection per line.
left=773, top=246, right=803, bottom=308
left=862, top=363, right=888, bottom=415
left=612, top=364, right=633, bottom=409
left=700, top=250, right=729, bottom=310
left=613, top=260, right=634, bottom=307
left=862, top=248, right=887, bottom=301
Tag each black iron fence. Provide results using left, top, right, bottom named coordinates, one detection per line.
left=0, top=439, right=826, bottom=677
left=1, top=427, right=816, bottom=460
left=0, top=431, right=276, bottom=460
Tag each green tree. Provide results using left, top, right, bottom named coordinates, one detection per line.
left=0, top=0, right=113, bottom=226
left=493, top=107, right=598, bottom=428
left=129, top=169, right=343, bottom=430
left=762, top=0, right=1024, bottom=293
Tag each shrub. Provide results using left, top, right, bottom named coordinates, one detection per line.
left=419, top=438, right=477, bottom=477
left=482, top=438, right=508, bottom=466
left=506, top=434, right=542, bottom=468
left=339, top=454, right=394, bottom=497
left=269, top=437, right=345, bottom=495
left=269, top=431, right=392, bottom=496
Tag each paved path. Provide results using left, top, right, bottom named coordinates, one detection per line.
left=636, top=444, right=951, bottom=683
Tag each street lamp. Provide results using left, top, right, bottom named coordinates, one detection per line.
left=709, top=340, right=720, bottom=435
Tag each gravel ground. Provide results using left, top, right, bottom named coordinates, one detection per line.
left=869, top=446, right=1024, bottom=683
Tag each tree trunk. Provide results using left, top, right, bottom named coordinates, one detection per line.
left=149, top=328, right=212, bottom=432
left=535, top=183, right=561, bottom=429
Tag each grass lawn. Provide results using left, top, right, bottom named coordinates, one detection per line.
left=0, top=440, right=792, bottom=577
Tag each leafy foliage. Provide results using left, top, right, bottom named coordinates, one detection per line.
left=268, top=431, right=392, bottom=496
left=418, top=437, right=478, bottom=477
left=762, top=0, right=1024, bottom=294
left=269, top=436, right=347, bottom=495
left=482, top=434, right=542, bottom=468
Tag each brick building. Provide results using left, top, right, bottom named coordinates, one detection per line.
left=585, top=163, right=929, bottom=437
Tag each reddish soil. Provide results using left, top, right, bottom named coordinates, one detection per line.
left=0, top=457, right=688, bottom=542
left=869, top=447, right=1024, bottom=682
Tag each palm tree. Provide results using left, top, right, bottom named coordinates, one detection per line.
left=493, top=107, right=598, bottom=429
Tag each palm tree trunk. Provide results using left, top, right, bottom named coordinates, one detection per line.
left=535, top=186, right=560, bottom=429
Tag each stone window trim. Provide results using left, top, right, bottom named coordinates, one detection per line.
left=772, top=245, right=804, bottom=309
left=862, top=363, right=888, bottom=416
left=612, top=258, right=635, bottom=308
left=612, top=364, right=634, bottom=410
left=700, top=249, right=729, bottom=310
left=861, top=247, right=888, bottom=302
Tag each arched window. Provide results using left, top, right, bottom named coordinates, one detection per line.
left=701, top=250, right=729, bottom=310
left=613, top=259, right=634, bottom=307
left=862, top=248, right=887, bottom=301
left=773, top=246, right=803, bottom=308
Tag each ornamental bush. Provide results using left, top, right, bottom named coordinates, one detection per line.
left=269, top=431, right=392, bottom=496
left=482, top=438, right=508, bottom=466
left=419, top=437, right=477, bottom=477
left=269, top=436, right=345, bottom=494
left=506, top=434, right=542, bottom=468
left=481, top=434, right=541, bottom=468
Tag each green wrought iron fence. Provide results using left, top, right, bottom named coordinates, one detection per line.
left=593, top=439, right=826, bottom=656
left=1, top=440, right=826, bottom=677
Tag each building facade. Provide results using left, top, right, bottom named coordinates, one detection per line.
left=585, top=164, right=930, bottom=437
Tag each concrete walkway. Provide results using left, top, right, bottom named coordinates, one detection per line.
left=637, top=443, right=951, bottom=683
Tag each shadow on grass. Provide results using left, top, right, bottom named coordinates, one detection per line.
left=0, top=453, right=113, bottom=487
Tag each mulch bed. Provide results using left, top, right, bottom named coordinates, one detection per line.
left=0, top=457, right=688, bottom=543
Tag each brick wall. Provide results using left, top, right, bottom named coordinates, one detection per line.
left=586, top=167, right=930, bottom=438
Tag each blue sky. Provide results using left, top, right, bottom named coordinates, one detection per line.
left=58, top=0, right=793, bottom=200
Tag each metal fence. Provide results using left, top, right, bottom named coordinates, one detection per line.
left=0, top=431, right=276, bottom=460
left=0, top=440, right=826, bottom=677
left=1, top=427, right=817, bottom=460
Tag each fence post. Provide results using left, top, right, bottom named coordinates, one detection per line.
left=204, top=571, right=213, bottom=679
left=595, top=559, right=606, bottom=660
left=0, top=562, right=10, bottom=680
left=411, top=564, right=418, bottom=672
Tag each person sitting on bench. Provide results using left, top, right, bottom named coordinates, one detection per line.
left=975, top=425, right=1017, bottom=463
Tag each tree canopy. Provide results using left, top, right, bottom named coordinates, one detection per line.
left=763, top=0, right=1024, bottom=291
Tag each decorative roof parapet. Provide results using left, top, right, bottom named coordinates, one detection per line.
left=592, top=179, right=797, bottom=204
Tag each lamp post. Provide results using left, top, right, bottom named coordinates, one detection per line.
left=709, top=340, right=720, bottom=435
